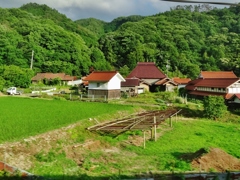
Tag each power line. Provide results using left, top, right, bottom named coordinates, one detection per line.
left=160, top=0, right=238, bottom=5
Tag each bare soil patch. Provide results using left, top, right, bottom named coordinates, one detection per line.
left=183, top=148, right=240, bottom=172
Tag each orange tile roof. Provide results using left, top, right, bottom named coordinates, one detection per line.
left=200, top=71, right=237, bottom=79
left=84, top=71, right=119, bottom=82
left=173, top=77, right=191, bottom=84
left=127, top=62, right=166, bottom=79
left=32, top=73, right=76, bottom=81
left=225, top=93, right=235, bottom=100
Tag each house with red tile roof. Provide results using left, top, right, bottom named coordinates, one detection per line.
left=121, top=78, right=146, bottom=95
left=155, top=77, right=178, bottom=91
left=199, top=71, right=237, bottom=79
left=173, top=77, right=191, bottom=89
left=84, top=71, right=125, bottom=99
left=126, top=62, right=175, bottom=92
left=185, top=71, right=240, bottom=104
left=31, top=73, right=80, bottom=86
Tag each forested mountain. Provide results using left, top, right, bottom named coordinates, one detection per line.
left=0, top=2, right=240, bottom=89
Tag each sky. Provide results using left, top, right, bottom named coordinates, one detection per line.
left=0, top=0, right=239, bottom=22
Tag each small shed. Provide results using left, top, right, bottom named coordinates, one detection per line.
left=121, top=77, right=145, bottom=95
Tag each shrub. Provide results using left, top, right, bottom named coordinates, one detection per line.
left=203, top=96, right=227, bottom=120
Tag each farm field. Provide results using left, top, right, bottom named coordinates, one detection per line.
left=0, top=95, right=240, bottom=179
left=0, top=96, right=138, bottom=143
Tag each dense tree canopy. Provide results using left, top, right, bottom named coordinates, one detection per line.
left=0, top=3, right=240, bottom=88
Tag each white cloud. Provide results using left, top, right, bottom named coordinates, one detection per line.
left=0, top=0, right=240, bottom=21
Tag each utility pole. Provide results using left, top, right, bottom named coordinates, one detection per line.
left=30, top=50, right=34, bottom=69
left=166, top=60, right=170, bottom=77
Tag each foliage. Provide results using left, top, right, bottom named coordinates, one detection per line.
left=34, top=149, right=66, bottom=162
left=0, top=97, right=136, bottom=143
left=0, top=65, right=34, bottom=88
left=1, top=3, right=240, bottom=80
left=0, top=94, right=240, bottom=178
left=203, top=96, right=227, bottom=120
left=0, top=76, right=5, bottom=90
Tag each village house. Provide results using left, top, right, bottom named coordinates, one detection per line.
left=84, top=71, right=125, bottom=99
left=31, top=73, right=81, bottom=86
left=185, top=71, right=240, bottom=105
left=172, top=77, right=191, bottom=89
left=121, top=77, right=145, bottom=96
left=124, top=62, right=176, bottom=92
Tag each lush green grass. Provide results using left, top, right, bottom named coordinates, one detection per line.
left=1, top=94, right=240, bottom=179
left=124, top=119, right=240, bottom=170
left=29, top=118, right=240, bottom=179
left=0, top=97, right=137, bottom=143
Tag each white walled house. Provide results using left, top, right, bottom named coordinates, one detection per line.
left=185, top=71, right=240, bottom=106
left=84, top=71, right=125, bottom=99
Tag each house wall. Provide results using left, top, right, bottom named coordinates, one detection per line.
left=140, top=83, right=149, bottom=92
left=88, top=89, right=121, bottom=99
left=196, top=82, right=240, bottom=94
left=108, top=75, right=122, bottom=89
left=67, top=79, right=82, bottom=86
left=197, top=87, right=226, bottom=93
left=88, top=82, right=108, bottom=89
left=178, top=84, right=186, bottom=89
left=88, top=75, right=122, bottom=90
left=228, top=87, right=240, bottom=93
left=121, top=86, right=144, bottom=94
left=233, top=97, right=240, bottom=103
left=228, top=81, right=240, bottom=93
left=166, top=84, right=176, bottom=92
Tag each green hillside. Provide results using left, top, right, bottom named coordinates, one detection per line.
left=0, top=3, right=240, bottom=89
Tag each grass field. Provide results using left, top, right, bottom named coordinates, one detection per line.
left=0, top=96, right=137, bottom=143
left=0, top=95, right=239, bottom=179
left=28, top=118, right=240, bottom=179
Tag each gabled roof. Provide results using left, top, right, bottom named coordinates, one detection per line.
left=185, top=79, right=202, bottom=91
left=31, top=73, right=77, bottom=81
left=173, top=77, right=191, bottom=84
left=121, top=78, right=140, bottom=87
left=185, top=78, right=240, bottom=90
left=199, top=71, right=237, bottom=79
left=155, top=78, right=177, bottom=86
left=84, top=71, right=125, bottom=82
left=227, top=94, right=240, bottom=100
left=127, top=62, right=166, bottom=79
left=195, top=78, right=239, bottom=88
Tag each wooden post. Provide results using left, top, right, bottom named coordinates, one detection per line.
left=154, top=116, right=157, bottom=142
left=151, top=128, right=153, bottom=140
left=143, top=131, right=146, bottom=149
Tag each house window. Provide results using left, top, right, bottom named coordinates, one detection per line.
left=97, top=83, right=100, bottom=87
left=211, top=87, right=214, bottom=91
